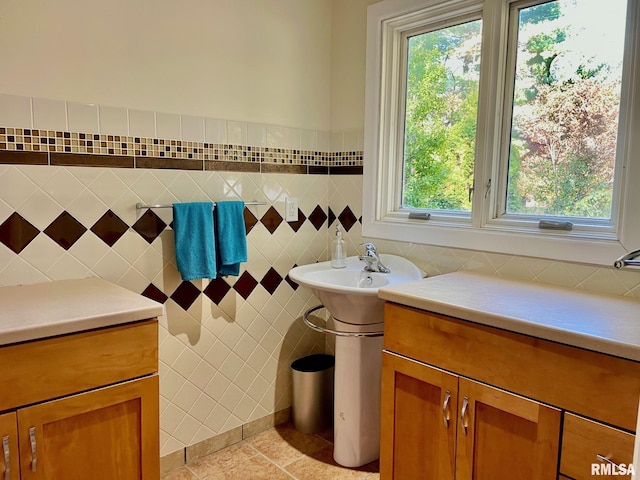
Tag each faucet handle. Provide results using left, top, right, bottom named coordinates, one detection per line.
left=360, top=242, right=377, bottom=255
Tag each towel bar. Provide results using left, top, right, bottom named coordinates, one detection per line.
left=136, top=201, right=266, bottom=209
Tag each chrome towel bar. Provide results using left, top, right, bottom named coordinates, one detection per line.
left=614, top=249, right=640, bottom=269
left=136, top=201, right=266, bottom=209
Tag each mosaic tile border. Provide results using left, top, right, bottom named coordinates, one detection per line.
left=0, top=127, right=363, bottom=169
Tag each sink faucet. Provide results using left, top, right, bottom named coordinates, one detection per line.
left=358, top=243, right=391, bottom=273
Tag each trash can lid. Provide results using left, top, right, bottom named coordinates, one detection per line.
left=291, top=354, right=335, bottom=372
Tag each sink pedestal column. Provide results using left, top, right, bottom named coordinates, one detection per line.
left=332, top=318, right=384, bottom=468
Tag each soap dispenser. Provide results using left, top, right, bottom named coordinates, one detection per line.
left=331, top=224, right=347, bottom=268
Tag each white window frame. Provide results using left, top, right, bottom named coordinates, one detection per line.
left=363, top=0, right=640, bottom=266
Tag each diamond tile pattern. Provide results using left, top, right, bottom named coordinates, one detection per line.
left=287, top=209, right=306, bottom=233
left=0, top=212, right=40, bottom=254
left=260, top=206, right=283, bottom=234
left=308, top=205, right=327, bottom=230
left=260, top=267, right=283, bottom=295
left=233, top=271, right=259, bottom=299
left=338, top=206, right=358, bottom=232
left=141, top=283, right=168, bottom=304
left=170, top=281, right=201, bottom=310
left=91, top=210, right=129, bottom=247
left=243, top=208, right=259, bottom=235
left=43, top=211, right=87, bottom=250
left=132, top=209, right=167, bottom=243
left=1, top=163, right=639, bottom=461
left=203, top=278, right=232, bottom=304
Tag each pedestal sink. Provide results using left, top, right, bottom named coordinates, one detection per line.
left=289, top=254, right=423, bottom=467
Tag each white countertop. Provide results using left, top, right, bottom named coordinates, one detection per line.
left=378, top=271, right=640, bottom=362
left=0, top=277, right=164, bottom=346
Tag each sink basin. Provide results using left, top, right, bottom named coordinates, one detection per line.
left=289, top=254, right=422, bottom=324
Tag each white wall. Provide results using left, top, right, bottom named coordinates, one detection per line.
left=329, top=0, right=381, bottom=131
left=0, top=0, right=332, bottom=131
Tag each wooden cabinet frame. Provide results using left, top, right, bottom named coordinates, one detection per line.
left=381, top=303, right=640, bottom=479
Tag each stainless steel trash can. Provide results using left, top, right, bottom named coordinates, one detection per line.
left=291, top=354, right=334, bottom=434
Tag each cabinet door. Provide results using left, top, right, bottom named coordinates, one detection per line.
left=0, top=412, right=19, bottom=480
left=380, top=351, right=458, bottom=480
left=455, top=377, right=561, bottom=480
left=18, top=374, right=159, bottom=480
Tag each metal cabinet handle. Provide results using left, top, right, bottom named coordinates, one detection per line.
left=29, top=427, right=37, bottom=472
left=2, top=436, right=9, bottom=480
left=460, top=397, right=469, bottom=436
left=442, top=391, right=451, bottom=427
left=596, top=454, right=621, bottom=468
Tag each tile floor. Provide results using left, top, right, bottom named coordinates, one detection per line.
left=161, top=423, right=380, bottom=480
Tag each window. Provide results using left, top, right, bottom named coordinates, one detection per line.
left=363, top=0, right=640, bottom=265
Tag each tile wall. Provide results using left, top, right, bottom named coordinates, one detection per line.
left=0, top=94, right=364, bottom=461
left=2, top=92, right=640, bottom=467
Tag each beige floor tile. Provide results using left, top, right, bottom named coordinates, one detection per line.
left=284, top=445, right=378, bottom=480
left=247, top=423, right=331, bottom=467
left=161, top=466, right=198, bottom=480
left=202, top=455, right=294, bottom=480
left=187, top=442, right=258, bottom=478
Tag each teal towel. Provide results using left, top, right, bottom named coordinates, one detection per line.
left=214, top=201, right=247, bottom=277
left=173, top=202, right=217, bottom=280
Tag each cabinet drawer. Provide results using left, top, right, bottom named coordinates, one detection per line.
left=0, top=319, right=158, bottom=411
left=560, top=413, right=634, bottom=479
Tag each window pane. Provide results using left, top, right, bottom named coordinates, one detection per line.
left=402, top=20, right=482, bottom=212
left=506, top=0, right=627, bottom=219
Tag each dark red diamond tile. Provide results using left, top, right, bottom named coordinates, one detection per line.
left=141, top=283, right=168, bottom=304
left=260, top=206, right=283, bottom=234
left=287, top=209, right=307, bottom=233
left=233, top=271, right=258, bottom=300
left=285, top=273, right=299, bottom=291
left=308, top=205, right=327, bottom=231
left=203, top=278, right=231, bottom=305
left=338, top=206, right=358, bottom=232
left=244, top=208, right=259, bottom=235
left=132, top=209, right=167, bottom=244
left=170, top=281, right=201, bottom=311
left=0, top=212, right=40, bottom=254
left=90, top=210, right=129, bottom=247
left=328, top=207, right=336, bottom=227
left=43, top=211, right=87, bottom=250
left=260, top=267, right=283, bottom=295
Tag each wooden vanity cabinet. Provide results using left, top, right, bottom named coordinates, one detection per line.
left=381, top=303, right=640, bottom=480
left=381, top=351, right=560, bottom=480
left=0, top=319, right=159, bottom=480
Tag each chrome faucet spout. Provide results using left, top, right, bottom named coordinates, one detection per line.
left=358, top=243, right=391, bottom=273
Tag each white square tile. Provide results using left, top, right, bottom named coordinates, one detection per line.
left=46, top=252, right=92, bottom=281
left=181, top=115, right=205, bottom=142
left=316, top=131, right=330, bottom=151
left=129, top=109, right=156, bottom=138
left=67, top=102, right=99, bottom=134
left=205, top=118, right=227, bottom=144
left=32, top=97, right=67, bottom=131
left=283, top=126, right=300, bottom=150
left=247, top=122, right=266, bottom=147
left=330, top=131, right=344, bottom=152
left=99, top=105, right=129, bottom=136
left=0, top=94, right=32, bottom=128
left=156, top=112, right=181, bottom=140
left=227, top=120, right=247, bottom=145
left=300, top=129, right=317, bottom=151
left=266, top=125, right=284, bottom=149
left=344, top=129, right=360, bottom=150
left=0, top=256, right=49, bottom=286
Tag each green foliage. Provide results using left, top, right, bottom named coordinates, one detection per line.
left=402, top=21, right=480, bottom=211
left=403, top=0, right=621, bottom=220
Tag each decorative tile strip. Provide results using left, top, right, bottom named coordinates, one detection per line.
left=0, top=127, right=363, bottom=167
